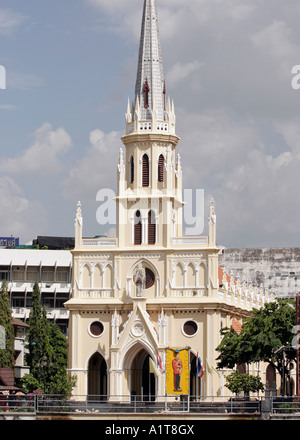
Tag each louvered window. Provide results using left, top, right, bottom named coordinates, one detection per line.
left=134, top=210, right=142, bottom=245
left=142, top=154, right=149, bottom=187
left=158, top=154, right=164, bottom=182
left=130, top=156, right=134, bottom=184
left=148, top=210, right=156, bottom=245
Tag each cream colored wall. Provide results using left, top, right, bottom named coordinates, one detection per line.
left=118, top=137, right=182, bottom=250
left=68, top=311, right=112, bottom=396
left=72, top=247, right=222, bottom=304
left=124, top=141, right=176, bottom=192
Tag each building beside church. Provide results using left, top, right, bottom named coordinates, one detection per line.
left=219, top=247, right=300, bottom=299
left=65, top=0, right=273, bottom=400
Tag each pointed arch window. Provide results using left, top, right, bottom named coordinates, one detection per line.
left=142, top=154, right=149, bottom=187
left=148, top=210, right=156, bottom=245
left=143, top=78, right=150, bottom=109
left=134, top=210, right=142, bottom=245
left=158, top=154, right=164, bottom=183
left=129, top=155, right=134, bottom=184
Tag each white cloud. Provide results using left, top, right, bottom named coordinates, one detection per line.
left=7, top=71, right=44, bottom=91
left=251, top=20, right=297, bottom=60
left=167, top=60, right=202, bottom=89
left=0, top=176, right=46, bottom=241
left=0, top=104, right=17, bottom=111
left=0, top=123, right=73, bottom=174
left=63, top=129, right=120, bottom=202
left=176, top=107, right=300, bottom=246
left=0, top=8, right=28, bottom=36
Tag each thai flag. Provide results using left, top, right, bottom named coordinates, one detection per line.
left=196, top=352, right=204, bottom=377
left=157, top=350, right=165, bottom=374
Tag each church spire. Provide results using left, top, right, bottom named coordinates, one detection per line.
left=123, top=0, right=177, bottom=136
left=135, top=0, right=165, bottom=121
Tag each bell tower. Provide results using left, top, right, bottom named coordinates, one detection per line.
left=117, top=0, right=183, bottom=249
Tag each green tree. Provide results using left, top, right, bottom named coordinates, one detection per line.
left=217, top=299, right=296, bottom=394
left=0, top=281, right=15, bottom=368
left=23, top=282, right=76, bottom=395
left=225, top=371, right=264, bottom=396
left=47, top=322, right=76, bottom=395
left=26, top=281, right=43, bottom=376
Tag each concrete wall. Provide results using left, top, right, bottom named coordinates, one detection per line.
left=219, top=248, right=300, bottom=298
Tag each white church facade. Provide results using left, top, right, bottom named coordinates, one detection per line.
left=65, top=0, right=273, bottom=400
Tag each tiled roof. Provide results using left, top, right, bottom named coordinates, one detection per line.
left=0, top=368, right=20, bottom=391
left=12, top=317, right=29, bottom=328
left=0, top=369, right=14, bottom=387
left=218, top=266, right=236, bottom=287
left=231, top=318, right=243, bottom=334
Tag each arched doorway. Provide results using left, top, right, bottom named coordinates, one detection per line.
left=87, top=352, right=107, bottom=400
left=124, top=345, right=156, bottom=401
left=190, top=353, right=203, bottom=400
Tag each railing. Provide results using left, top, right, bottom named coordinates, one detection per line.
left=0, top=394, right=36, bottom=413
left=12, top=307, right=69, bottom=320
left=82, top=238, right=117, bottom=247
left=172, top=237, right=208, bottom=246
left=169, top=288, right=206, bottom=297
left=76, top=289, right=113, bottom=299
left=0, top=394, right=262, bottom=415
left=4, top=394, right=300, bottom=417
left=270, top=396, right=300, bottom=415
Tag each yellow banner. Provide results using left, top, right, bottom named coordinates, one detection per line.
left=165, top=348, right=190, bottom=395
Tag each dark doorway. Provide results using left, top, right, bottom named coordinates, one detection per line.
left=142, top=354, right=156, bottom=401
left=88, top=352, right=107, bottom=400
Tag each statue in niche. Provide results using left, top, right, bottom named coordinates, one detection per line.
left=133, top=263, right=146, bottom=297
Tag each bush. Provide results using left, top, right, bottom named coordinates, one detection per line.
left=225, top=371, right=264, bottom=396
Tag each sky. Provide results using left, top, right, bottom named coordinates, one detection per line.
left=0, top=0, right=300, bottom=248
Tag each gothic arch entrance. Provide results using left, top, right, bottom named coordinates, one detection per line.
left=87, top=352, right=107, bottom=400
left=123, top=344, right=156, bottom=401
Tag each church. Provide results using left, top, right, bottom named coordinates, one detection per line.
left=65, top=0, right=272, bottom=400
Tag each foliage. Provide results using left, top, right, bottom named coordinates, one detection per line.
left=279, top=403, right=296, bottom=414
left=0, top=281, right=15, bottom=368
left=216, top=299, right=296, bottom=370
left=20, top=374, right=40, bottom=395
left=46, top=322, right=77, bottom=395
left=23, top=282, right=76, bottom=395
left=26, top=282, right=43, bottom=375
left=225, top=371, right=264, bottom=395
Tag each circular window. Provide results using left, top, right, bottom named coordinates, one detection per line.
left=89, top=321, right=104, bottom=337
left=134, top=267, right=155, bottom=289
left=145, top=268, right=155, bottom=289
left=183, top=320, right=198, bottom=337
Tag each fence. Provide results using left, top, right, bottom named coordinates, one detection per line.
left=0, top=394, right=262, bottom=415
left=270, top=396, right=300, bottom=415
left=2, top=393, right=300, bottom=416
